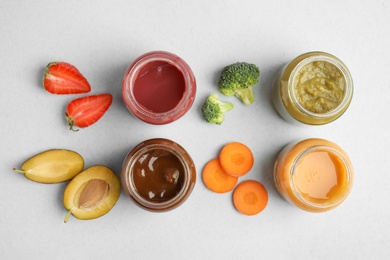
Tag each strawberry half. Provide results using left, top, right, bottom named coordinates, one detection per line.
left=65, top=94, right=113, bottom=131
left=43, top=62, right=91, bottom=94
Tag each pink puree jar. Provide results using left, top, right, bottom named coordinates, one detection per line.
left=122, top=51, right=196, bottom=125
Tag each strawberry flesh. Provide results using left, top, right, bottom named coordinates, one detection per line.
left=66, top=94, right=113, bottom=131
left=43, top=62, right=91, bottom=94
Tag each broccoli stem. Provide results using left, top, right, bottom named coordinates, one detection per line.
left=218, top=100, right=234, bottom=113
left=235, top=87, right=255, bottom=105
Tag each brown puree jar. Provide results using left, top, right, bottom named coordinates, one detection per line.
left=121, top=138, right=196, bottom=212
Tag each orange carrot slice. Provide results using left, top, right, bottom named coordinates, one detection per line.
left=219, top=142, right=254, bottom=177
left=233, top=180, right=268, bottom=216
left=202, top=158, right=238, bottom=193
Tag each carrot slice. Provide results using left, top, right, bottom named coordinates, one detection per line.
left=219, top=142, right=254, bottom=177
left=202, top=158, right=238, bottom=193
left=233, top=180, right=268, bottom=216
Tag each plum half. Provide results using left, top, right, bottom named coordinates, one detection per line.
left=63, top=165, right=120, bottom=222
left=13, top=149, right=84, bottom=183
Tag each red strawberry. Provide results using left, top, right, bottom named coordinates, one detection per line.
left=66, top=94, right=113, bottom=131
left=43, top=62, right=91, bottom=94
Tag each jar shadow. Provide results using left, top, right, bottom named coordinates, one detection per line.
left=258, top=144, right=287, bottom=203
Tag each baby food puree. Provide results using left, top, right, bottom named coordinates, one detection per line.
left=122, top=51, right=196, bottom=125
left=274, top=138, right=353, bottom=212
left=293, top=60, right=345, bottom=114
left=121, top=138, right=196, bottom=212
left=133, top=60, right=185, bottom=113
left=272, top=52, right=353, bottom=125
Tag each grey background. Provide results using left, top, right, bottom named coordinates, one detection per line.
left=1, top=0, right=389, bottom=259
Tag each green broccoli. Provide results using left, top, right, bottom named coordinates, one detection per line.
left=218, top=62, right=260, bottom=105
left=201, top=93, right=234, bottom=125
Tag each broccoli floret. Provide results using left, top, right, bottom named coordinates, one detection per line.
left=218, top=62, right=260, bottom=105
left=201, top=93, right=234, bottom=125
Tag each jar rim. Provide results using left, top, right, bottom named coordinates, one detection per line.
left=122, top=51, right=196, bottom=124
left=289, top=145, right=353, bottom=209
left=288, top=53, right=353, bottom=119
left=124, top=141, right=193, bottom=210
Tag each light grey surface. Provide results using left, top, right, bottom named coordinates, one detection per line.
left=1, top=0, right=389, bottom=259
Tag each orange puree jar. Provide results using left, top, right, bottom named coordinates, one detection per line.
left=274, top=138, right=353, bottom=212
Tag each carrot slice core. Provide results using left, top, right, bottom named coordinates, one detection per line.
left=233, top=180, right=268, bottom=216
left=219, top=142, right=254, bottom=177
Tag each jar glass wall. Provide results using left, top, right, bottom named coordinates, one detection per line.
left=272, top=52, right=353, bottom=125
left=122, top=51, right=196, bottom=125
left=274, top=138, right=353, bottom=212
left=121, top=138, right=196, bottom=212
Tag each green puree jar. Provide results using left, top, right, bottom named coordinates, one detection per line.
left=272, top=52, right=353, bottom=125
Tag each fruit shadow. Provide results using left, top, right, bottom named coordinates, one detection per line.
left=56, top=181, right=71, bottom=220
left=37, top=66, right=45, bottom=88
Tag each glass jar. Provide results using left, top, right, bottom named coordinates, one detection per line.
left=274, top=138, right=353, bottom=212
left=122, top=51, right=196, bottom=125
left=272, top=52, right=353, bottom=125
left=121, top=138, right=196, bottom=212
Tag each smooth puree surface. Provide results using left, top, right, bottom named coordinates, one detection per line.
left=293, top=149, right=347, bottom=204
left=132, top=148, right=184, bottom=202
left=133, top=61, right=185, bottom=113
